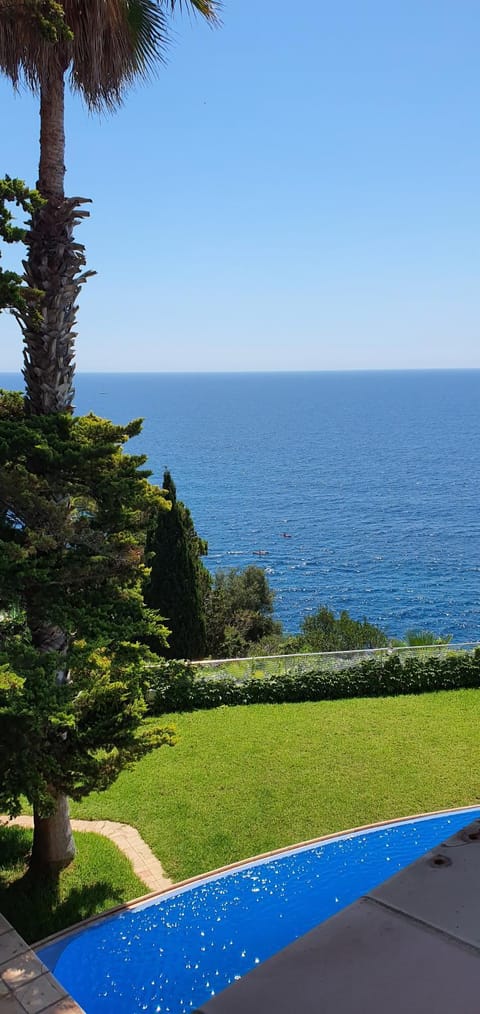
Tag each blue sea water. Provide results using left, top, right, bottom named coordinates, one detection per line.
left=1, top=369, right=479, bottom=640
left=37, top=807, right=480, bottom=1014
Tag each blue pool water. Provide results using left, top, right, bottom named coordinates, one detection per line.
left=38, top=807, right=480, bottom=1014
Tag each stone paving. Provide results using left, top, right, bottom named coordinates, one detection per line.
left=0, top=912, right=83, bottom=1013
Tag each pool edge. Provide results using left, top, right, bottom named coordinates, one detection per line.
left=33, top=802, right=480, bottom=952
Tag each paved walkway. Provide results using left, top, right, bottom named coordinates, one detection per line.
left=0, top=909, right=85, bottom=1013
left=1, top=816, right=172, bottom=894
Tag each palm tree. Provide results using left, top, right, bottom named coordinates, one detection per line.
left=0, top=0, right=219, bottom=870
left=0, top=0, right=219, bottom=414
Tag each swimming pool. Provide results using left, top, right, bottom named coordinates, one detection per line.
left=37, top=807, right=480, bottom=1014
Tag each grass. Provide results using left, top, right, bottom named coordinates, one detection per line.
left=4, top=689, right=479, bottom=943
left=69, top=688, right=480, bottom=883
left=0, top=828, right=147, bottom=944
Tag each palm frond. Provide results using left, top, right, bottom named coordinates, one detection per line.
left=0, top=0, right=66, bottom=91
left=167, top=0, right=221, bottom=22
left=0, top=0, right=221, bottom=109
left=66, top=0, right=167, bottom=110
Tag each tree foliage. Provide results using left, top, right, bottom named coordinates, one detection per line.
left=298, top=605, right=388, bottom=653
left=205, top=565, right=281, bottom=658
left=0, top=391, right=173, bottom=819
left=0, top=176, right=44, bottom=316
left=144, top=469, right=210, bottom=660
left=0, top=0, right=222, bottom=866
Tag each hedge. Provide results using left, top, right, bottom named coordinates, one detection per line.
left=146, top=649, right=480, bottom=714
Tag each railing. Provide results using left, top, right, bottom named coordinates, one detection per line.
left=189, top=642, right=480, bottom=683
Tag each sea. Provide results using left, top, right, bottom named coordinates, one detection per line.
left=1, top=370, right=479, bottom=641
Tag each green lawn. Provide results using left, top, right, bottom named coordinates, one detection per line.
left=0, top=828, right=147, bottom=943
left=71, top=689, right=480, bottom=882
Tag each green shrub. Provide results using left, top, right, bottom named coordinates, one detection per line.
left=146, top=649, right=480, bottom=714
left=404, top=629, right=453, bottom=646
left=298, top=605, right=388, bottom=652
left=146, top=659, right=198, bottom=713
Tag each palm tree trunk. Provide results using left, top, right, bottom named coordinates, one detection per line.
left=17, top=67, right=92, bottom=869
left=20, top=69, right=93, bottom=415
left=38, top=68, right=66, bottom=201
left=20, top=73, right=93, bottom=868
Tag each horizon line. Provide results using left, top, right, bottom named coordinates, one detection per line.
left=2, top=367, right=480, bottom=376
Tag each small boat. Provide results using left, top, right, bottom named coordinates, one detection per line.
left=281, top=532, right=292, bottom=538
left=253, top=550, right=269, bottom=556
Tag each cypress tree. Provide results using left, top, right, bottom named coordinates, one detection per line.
left=144, top=470, right=210, bottom=660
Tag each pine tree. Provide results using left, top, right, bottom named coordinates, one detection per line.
left=0, top=393, right=173, bottom=870
left=144, top=471, right=210, bottom=661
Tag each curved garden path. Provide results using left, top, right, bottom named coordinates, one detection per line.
left=1, top=816, right=172, bottom=893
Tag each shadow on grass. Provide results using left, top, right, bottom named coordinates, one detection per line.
left=0, top=825, right=126, bottom=944
left=0, top=824, right=31, bottom=868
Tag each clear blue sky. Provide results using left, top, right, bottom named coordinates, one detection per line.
left=1, top=0, right=479, bottom=371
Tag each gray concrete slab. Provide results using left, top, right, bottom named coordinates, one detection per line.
left=368, top=817, right=480, bottom=947
left=0, top=951, right=47, bottom=990
left=196, top=897, right=480, bottom=1014
left=14, top=973, right=67, bottom=1014
left=0, top=934, right=30, bottom=969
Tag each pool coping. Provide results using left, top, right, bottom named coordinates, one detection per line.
left=33, top=802, right=480, bottom=952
